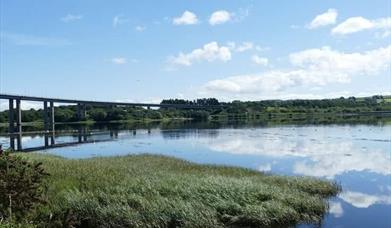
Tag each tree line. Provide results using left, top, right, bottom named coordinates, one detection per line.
left=0, top=95, right=390, bottom=123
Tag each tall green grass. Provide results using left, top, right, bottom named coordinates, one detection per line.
left=21, top=153, right=340, bottom=227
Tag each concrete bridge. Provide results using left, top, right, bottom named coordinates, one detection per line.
left=0, top=93, right=223, bottom=150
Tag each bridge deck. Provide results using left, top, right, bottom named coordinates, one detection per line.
left=0, top=93, right=223, bottom=109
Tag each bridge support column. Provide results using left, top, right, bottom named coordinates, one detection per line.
left=15, top=99, right=22, bottom=133
left=9, top=135, right=15, bottom=151
left=83, top=105, right=86, bottom=120
left=43, top=101, right=49, bottom=131
left=78, top=128, right=82, bottom=143
left=44, top=134, right=49, bottom=147
left=8, top=99, right=15, bottom=150
left=77, top=103, right=87, bottom=121
left=50, top=131, right=55, bottom=145
left=8, top=99, right=14, bottom=134
left=16, top=133, right=22, bottom=151
left=49, top=101, right=55, bottom=131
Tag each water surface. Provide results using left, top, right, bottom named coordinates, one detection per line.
left=1, top=118, right=390, bottom=227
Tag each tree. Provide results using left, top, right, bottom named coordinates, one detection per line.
left=0, top=152, right=48, bottom=221
left=89, top=109, right=108, bottom=121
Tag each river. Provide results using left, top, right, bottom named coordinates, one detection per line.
left=1, top=117, right=390, bottom=227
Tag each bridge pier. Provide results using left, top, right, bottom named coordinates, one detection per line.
left=44, top=134, right=49, bottom=147
left=8, top=99, right=15, bottom=150
left=16, top=133, right=22, bottom=151
left=49, top=101, right=55, bottom=131
left=43, top=101, right=49, bottom=131
left=7, top=99, right=23, bottom=150
left=15, top=99, right=22, bottom=133
left=77, top=103, right=87, bottom=121
left=50, top=131, right=55, bottom=145
left=8, top=99, right=14, bottom=134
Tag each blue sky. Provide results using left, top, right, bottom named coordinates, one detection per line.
left=1, top=0, right=390, bottom=106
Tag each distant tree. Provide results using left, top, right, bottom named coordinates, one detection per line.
left=89, top=109, right=107, bottom=121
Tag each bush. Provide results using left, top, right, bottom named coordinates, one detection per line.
left=0, top=151, right=48, bottom=221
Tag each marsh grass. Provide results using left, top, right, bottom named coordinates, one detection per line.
left=21, top=153, right=340, bottom=227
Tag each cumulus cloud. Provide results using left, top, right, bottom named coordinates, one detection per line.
left=236, top=42, right=254, bottom=52
left=0, top=100, right=46, bottom=111
left=202, top=45, right=391, bottom=95
left=293, top=142, right=391, bottom=178
left=251, top=55, right=269, bottom=66
left=339, top=191, right=391, bottom=208
left=226, top=41, right=254, bottom=52
left=199, top=127, right=391, bottom=179
left=111, top=57, right=127, bottom=64
left=61, top=14, right=83, bottom=22
left=209, top=10, right=231, bottom=25
left=329, top=201, right=344, bottom=218
left=173, top=11, right=199, bottom=25
left=257, top=163, right=272, bottom=172
left=332, top=16, right=391, bottom=37
left=289, top=45, right=390, bottom=75
left=168, top=42, right=231, bottom=66
left=307, top=8, right=338, bottom=29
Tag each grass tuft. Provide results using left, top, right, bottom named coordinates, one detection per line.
left=21, top=153, right=340, bottom=227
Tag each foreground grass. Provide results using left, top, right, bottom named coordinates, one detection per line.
left=20, top=153, right=340, bottom=227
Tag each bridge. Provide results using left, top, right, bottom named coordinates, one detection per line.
left=0, top=93, right=223, bottom=151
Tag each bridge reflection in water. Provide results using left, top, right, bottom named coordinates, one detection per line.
left=4, top=126, right=147, bottom=152
left=0, top=93, right=221, bottom=151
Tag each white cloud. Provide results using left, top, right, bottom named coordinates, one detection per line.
left=198, top=127, right=391, bottom=179
left=209, top=10, right=231, bottom=25
left=61, top=14, right=83, bottom=22
left=293, top=143, right=391, bottom=178
left=234, top=7, right=250, bottom=22
left=1, top=32, right=71, bottom=46
left=111, top=57, right=127, bottom=64
left=329, top=201, right=344, bottom=218
left=135, top=25, right=146, bottom=32
left=202, top=45, right=391, bottom=95
left=340, top=191, right=391, bottom=208
left=307, top=9, right=338, bottom=29
left=173, top=11, right=198, bottom=25
left=0, top=100, right=47, bottom=111
left=257, top=163, right=272, bottom=172
left=255, top=46, right=270, bottom=52
left=289, top=45, right=390, bottom=75
left=251, top=55, right=269, bottom=66
left=226, top=41, right=254, bottom=52
left=113, top=15, right=129, bottom=27
left=168, top=42, right=231, bottom=66
left=332, top=16, right=391, bottom=37
left=236, top=42, right=253, bottom=52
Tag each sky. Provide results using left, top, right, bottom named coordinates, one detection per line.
left=0, top=0, right=390, bottom=108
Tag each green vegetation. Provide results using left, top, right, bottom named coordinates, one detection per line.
left=0, top=95, right=390, bottom=126
left=3, top=153, right=340, bottom=227
left=0, top=152, right=48, bottom=225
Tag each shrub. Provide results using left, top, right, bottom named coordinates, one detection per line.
left=0, top=151, right=48, bottom=221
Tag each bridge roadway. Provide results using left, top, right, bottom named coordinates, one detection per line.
left=0, top=93, right=223, bottom=109
left=0, top=93, right=223, bottom=151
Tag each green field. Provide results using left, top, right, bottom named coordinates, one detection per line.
left=4, top=153, right=341, bottom=227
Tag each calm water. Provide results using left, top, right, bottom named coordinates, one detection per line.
left=1, top=119, right=390, bottom=227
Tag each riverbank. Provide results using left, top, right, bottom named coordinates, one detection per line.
left=15, top=153, right=340, bottom=227
left=2, top=111, right=390, bottom=129
left=0, top=117, right=191, bottom=128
